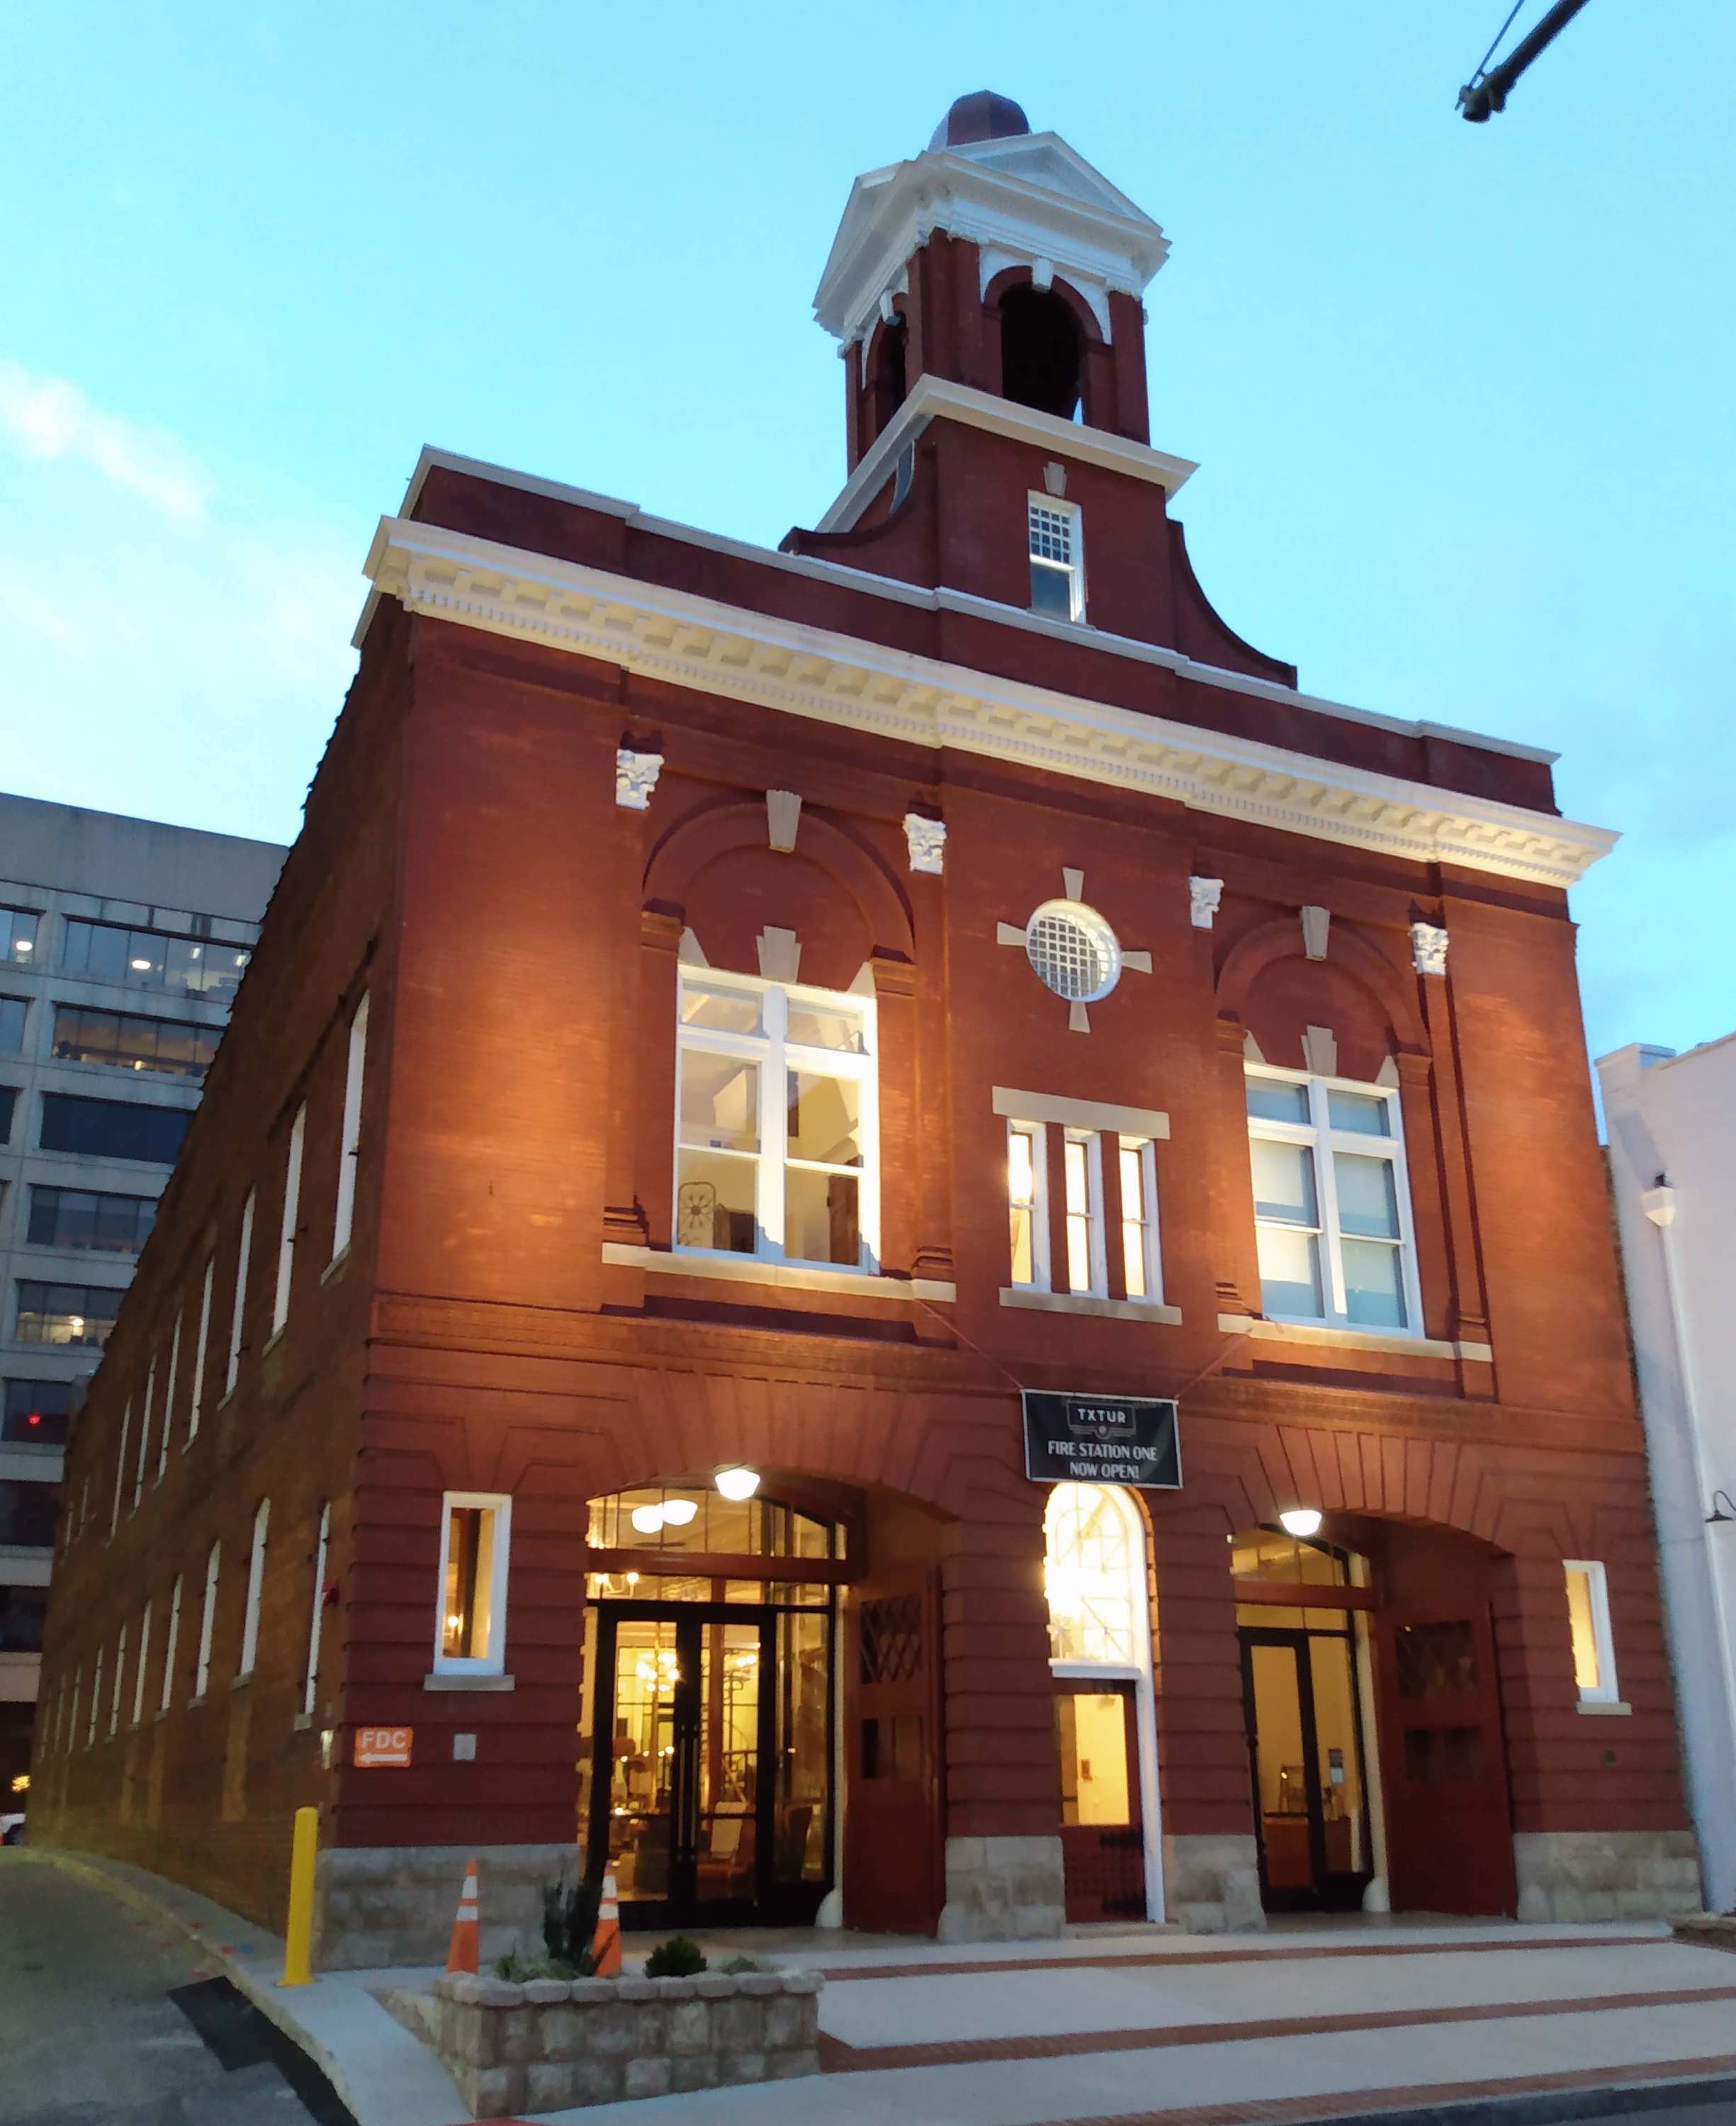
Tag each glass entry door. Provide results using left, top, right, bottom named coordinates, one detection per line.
left=588, top=1602, right=830, bottom=1928
left=1239, top=1625, right=1373, bottom=1913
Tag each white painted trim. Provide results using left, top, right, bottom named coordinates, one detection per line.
left=366, top=519, right=1606, bottom=887
left=993, top=1086, right=1170, bottom=1139
left=602, top=1240, right=954, bottom=1304
left=1565, top=1558, right=1623, bottom=1706
left=1216, top=1312, right=1493, bottom=1362
left=432, top=1492, right=512, bottom=1678
left=1576, top=1699, right=1633, bottom=1716
left=1001, top=1287, right=1182, bottom=1326
left=388, top=446, right=1559, bottom=769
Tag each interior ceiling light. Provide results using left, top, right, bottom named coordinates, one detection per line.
left=1278, top=1507, right=1323, bottom=1539
left=714, top=1466, right=760, bottom=1502
left=660, top=1497, right=698, bottom=1526
left=629, top=1503, right=666, bottom=1534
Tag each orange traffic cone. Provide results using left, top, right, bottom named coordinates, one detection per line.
left=590, top=1869, right=621, bottom=1977
left=446, top=1858, right=480, bottom=1975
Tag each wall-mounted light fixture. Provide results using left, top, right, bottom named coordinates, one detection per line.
left=1706, top=1490, right=1736, bottom=1527
left=1278, top=1507, right=1323, bottom=1539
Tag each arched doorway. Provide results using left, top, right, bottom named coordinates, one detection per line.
left=1044, top=1484, right=1161, bottom=1921
left=580, top=1483, right=841, bottom=1930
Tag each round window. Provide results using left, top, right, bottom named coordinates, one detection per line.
left=1023, top=900, right=1122, bottom=1003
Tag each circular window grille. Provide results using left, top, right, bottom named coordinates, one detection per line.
left=1024, top=900, right=1122, bottom=1003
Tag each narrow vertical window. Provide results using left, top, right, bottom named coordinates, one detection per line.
left=195, top=1541, right=220, bottom=1699
left=1565, top=1560, right=1620, bottom=1704
left=1119, top=1137, right=1159, bottom=1302
left=238, top=1500, right=269, bottom=1678
left=1027, top=496, right=1085, bottom=622
left=88, top=1649, right=102, bottom=1745
left=434, top=1493, right=511, bottom=1676
left=187, top=1256, right=214, bottom=1443
left=70, top=1668, right=81, bottom=1754
left=156, top=1310, right=182, bottom=1480
left=132, top=1600, right=152, bottom=1726
left=332, top=994, right=368, bottom=1263
left=132, top=1359, right=156, bottom=1510
left=159, top=1575, right=183, bottom=1715
left=303, top=1502, right=331, bottom=1719
left=1008, top=1121, right=1048, bottom=1290
left=112, top=1396, right=135, bottom=1534
left=108, top=1626, right=127, bottom=1736
left=272, top=1106, right=305, bottom=1334
left=1062, top=1132, right=1105, bottom=1295
left=226, top=1191, right=254, bottom=1395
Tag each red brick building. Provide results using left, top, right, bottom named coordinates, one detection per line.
left=33, top=93, right=1699, bottom=1964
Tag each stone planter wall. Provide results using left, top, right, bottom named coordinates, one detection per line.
left=427, top=1968, right=824, bottom=2115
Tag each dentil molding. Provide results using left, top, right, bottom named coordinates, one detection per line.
left=366, top=519, right=1618, bottom=891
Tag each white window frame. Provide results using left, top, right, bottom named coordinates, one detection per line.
left=432, top=1491, right=512, bottom=1677
left=132, top=1599, right=152, bottom=1727
left=1007, top=1119, right=1050, bottom=1291
left=109, top=1400, right=131, bottom=1538
left=194, top=1540, right=220, bottom=1699
left=1061, top=1130, right=1107, bottom=1297
left=303, top=1502, right=330, bottom=1719
left=1118, top=1136, right=1161, bottom=1303
left=673, top=971, right=879, bottom=1274
left=1565, top=1558, right=1621, bottom=1704
left=1245, top=1065, right=1423, bottom=1337
left=226, top=1190, right=254, bottom=1395
left=132, top=1357, right=155, bottom=1511
left=237, top=1499, right=269, bottom=1678
left=87, top=1648, right=101, bottom=1746
left=156, top=1308, right=181, bottom=1481
left=1027, top=493, right=1086, bottom=623
left=272, top=1105, right=305, bottom=1334
left=160, top=1575, right=183, bottom=1715
left=187, top=1256, right=214, bottom=1444
left=109, top=1626, right=126, bottom=1736
left=331, top=994, right=368, bottom=1264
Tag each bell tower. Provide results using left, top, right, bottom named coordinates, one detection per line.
left=814, top=91, right=1171, bottom=467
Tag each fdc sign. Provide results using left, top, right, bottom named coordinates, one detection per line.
left=1021, top=1390, right=1181, bottom=1489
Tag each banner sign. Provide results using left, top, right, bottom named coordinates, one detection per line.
left=1022, top=1390, right=1181, bottom=1489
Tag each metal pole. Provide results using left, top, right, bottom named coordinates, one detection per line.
left=1460, top=0, right=1594, bottom=121
left=280, top=1805, right=319, bottom=1987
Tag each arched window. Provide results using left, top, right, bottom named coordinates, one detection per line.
left=871, top=317, right=908, bottom=437
left=1044, top=1483, right=1144, bottom=1667
left=1001, top=286, right=1083, bottom=421
left=239, top=1500, right=269, bottom=1677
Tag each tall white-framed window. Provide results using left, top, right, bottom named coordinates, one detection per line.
left=132, top=1358, right=156, bottom=1510
left=1565, top=1559, right=1621, bottom=1705
left=156, top=1309, right=181, bottom=1480
left=1061, top=1131, right=1107, bottom=1296
left=132, top=1599, right=152, bottom=1727
left=434, top=1492, right=511, bottom=1677
left=303, top=1502, right=331, bottom=1719
left=237, top=1500, right=269, bottom=1678
left=87, top=1648, right=102, bottom=1746
left=674, top=971, right=878, bottom=1272
left=188, top=1256, right=214, bottom=1444
left=272, top=1106, right=305, bottom=1335
left=332, top=994, right=368, bottom=1263
left=108, top=1626, right=126, bottom=1736
left=1245, top=1067, right=1421, bottom=1334
left=1118, top=1137, right=1161, bottom=1302
left=108, top=1401, right=132, bottom=1539
left=70, top=1667, right=82, bottom=1752
left=1027, top=495, right=1086, bottom=622
left=159, top=1575, right=183, bottom=1715
left=226, top=1190, right=255, bottom=1395
left=194, top=1540, right=220, bottom=1699
left=1045, top=1483, right=1144, bottom=1667
left=1007, top=1120, right=1049, bottom=1289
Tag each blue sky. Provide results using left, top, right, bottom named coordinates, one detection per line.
left=2, top=1, right=1730, bottom=1064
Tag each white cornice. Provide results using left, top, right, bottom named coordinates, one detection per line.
left=815, top=376, right=1196, bottom=535
left=363, top=516, right=1616, bottom=888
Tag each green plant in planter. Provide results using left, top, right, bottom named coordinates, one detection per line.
left=644, top=1935, right=708, bottom=1978
left=541, top=1869, right=606, bottom=1976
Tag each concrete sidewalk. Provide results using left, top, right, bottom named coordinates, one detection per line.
left=16, top=1852, right=1736, bottom=2126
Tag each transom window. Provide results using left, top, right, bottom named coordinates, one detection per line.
left=1246, top=1068, right=1419, bottom=1334
left=1044, top=1483, right=1144, bottom=1668
left=1027, top=496, right=1085, bottom=622
left=675, top=972, right=878, bottom=1272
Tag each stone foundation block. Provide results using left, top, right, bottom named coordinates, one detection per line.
left=1514, top=1830, right=1705, bottom=1921
left=311, top=1842, right=578, bottom=1971
left=1163, top=1833, right=1266, bottom=1934
left=937, top=1834, right=1066, bottom=1942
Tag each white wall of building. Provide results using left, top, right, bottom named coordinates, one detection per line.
left=1599, top=1034, right=1736, bottom=1914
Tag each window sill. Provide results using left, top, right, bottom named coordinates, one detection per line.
left=292, top=1711, right=314, bottom=1731
left=261, top=1326, right=287, bottom=1357
left=320, top=1247, right=351, bottom=1288
left=1577, top=1699, right=1632, bottom=1716
left=1217, top=1314, right=1493, bottom=1363
left=1001, top=1287, right=1181, bottom=1325
left=215, top=1390, right=236, bottom=1413
left=424, top=1672, right=515, bottom=1692
left=230, top=1672, right=252, bottom=1692
left=188, top=1694, right=208, bottom=1711
left=603, top=1242, right=956, bottom=1305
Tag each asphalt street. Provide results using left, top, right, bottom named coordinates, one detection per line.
left=0, top=1856, right=346, bottom=2125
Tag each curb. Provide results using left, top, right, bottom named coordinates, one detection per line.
left=1285, top=2069, right=1736, bottom=2126
left=11, top=1847, right=366, bottom=2122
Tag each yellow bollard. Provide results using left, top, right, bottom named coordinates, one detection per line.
left=280, top=1806, right=319, bottom=1987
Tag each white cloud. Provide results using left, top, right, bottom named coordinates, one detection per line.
left=0, top=359, right=213, bottom=527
